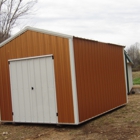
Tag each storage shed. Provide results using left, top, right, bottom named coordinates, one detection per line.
left=0, top=27, right=127, bottom=125
left=125, top=52, right=133, bottom=93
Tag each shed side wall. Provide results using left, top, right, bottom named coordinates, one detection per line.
left=127, top=64, right=133, bottom=92
left=0, top=30, right=74, bottom=123
left=73, top=37, right=127, bottom=122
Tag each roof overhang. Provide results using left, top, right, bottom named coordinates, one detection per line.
left=124, top=51, right=134, bottom=65
left=0, top=26, right=126, bottom=49
left=0, top=26, right=73, bottom=48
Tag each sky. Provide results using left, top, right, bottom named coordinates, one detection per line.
left=12, top=0, right=140, bottom=49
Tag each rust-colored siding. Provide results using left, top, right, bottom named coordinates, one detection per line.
left=0, top=30, right=74, bottom=123
left=73, top=37, right=126, bottom=122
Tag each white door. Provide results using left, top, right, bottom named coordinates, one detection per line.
left=9, top=55, right=58, bottom=123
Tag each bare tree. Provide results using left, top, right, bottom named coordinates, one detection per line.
left=0, top=0, right=37, bottom=43
left=0, top=31, right=10, bottom=42
left=127, top=42, right=140, bottom=68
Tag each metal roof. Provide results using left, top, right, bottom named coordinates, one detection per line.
left=0, top=26, right=125, bottom=48
left=124, top=51, right=134, bottom=65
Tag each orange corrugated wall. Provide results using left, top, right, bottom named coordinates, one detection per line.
left=0, top=30, right=74, bottom=123
left=73, top=37, right=127, bottom=122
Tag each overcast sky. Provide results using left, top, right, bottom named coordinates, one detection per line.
left=13, top=0, right=140, bottom=49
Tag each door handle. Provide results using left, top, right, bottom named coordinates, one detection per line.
left=31, top=87, right=34, bottom=90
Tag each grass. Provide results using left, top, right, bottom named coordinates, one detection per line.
left=133, top=77, right=140, bottom=85
left=132, top=71, right=140, bottom=85
left=132, top=71, right=140, bottom=79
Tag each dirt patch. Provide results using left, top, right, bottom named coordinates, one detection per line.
left=1, top=94, right=140, bottom=140
left=131, top=87, right=140, bottom=94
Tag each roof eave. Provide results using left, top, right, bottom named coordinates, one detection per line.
left=0, top=26, right=73, bottom=48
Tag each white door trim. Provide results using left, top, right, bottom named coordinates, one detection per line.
left=69, top=38, right=79, bottom=124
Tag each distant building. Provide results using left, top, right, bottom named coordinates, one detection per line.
left=125, top=51, right=134, bottom=94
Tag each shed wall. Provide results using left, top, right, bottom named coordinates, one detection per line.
left=73, top=37, right=127, bottom=122
left=127, top=64, right=133, bottom=92
left=0, top=30, right=74, bottom=123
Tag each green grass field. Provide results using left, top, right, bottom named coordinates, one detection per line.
left=133, top=77, right=140, bottom=85
left=132, top=71, right=140, bottom=85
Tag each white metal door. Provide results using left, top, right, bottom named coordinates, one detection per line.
left=9, top=55, right=58, bottom=123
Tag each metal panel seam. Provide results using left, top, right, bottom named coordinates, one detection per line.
left=69, top=38, right=79, bottom=124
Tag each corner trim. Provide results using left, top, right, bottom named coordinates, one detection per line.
left=69, top=38, right=79, bottom=124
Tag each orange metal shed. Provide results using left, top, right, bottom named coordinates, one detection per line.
left=0, top=27, right=127, bottom=125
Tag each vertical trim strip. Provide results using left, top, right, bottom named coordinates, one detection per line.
left=52, top=58, right=58, bottom=123
left=123, top=50, right=128, bottom=103
left=69, top=38, right=79, bottom=124
left=0, top=108, right=1, bottom=124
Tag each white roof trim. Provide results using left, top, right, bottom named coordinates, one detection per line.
left=8, top=54, right=53, bottom=62
left=0, top=26, right=73, bottom=47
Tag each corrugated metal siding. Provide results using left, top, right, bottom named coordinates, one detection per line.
left=0, top=30, right=74, bottom=123
left=0, top=46, right=13, bottom=121
left=73, top=37, right=127, bottom=122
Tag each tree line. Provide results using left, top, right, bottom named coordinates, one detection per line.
left=126, top=42, right=140, bottom=71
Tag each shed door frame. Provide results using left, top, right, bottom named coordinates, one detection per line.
left=8, top=55, right=58, bottom=123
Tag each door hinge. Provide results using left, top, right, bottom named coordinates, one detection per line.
left=12, top=112, right=14, bottom=115
left=8, top=61, right=10, bottom=64
left=52, top=56, right=54, bottom=59
left=56, top=113, right=58, bottom=116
